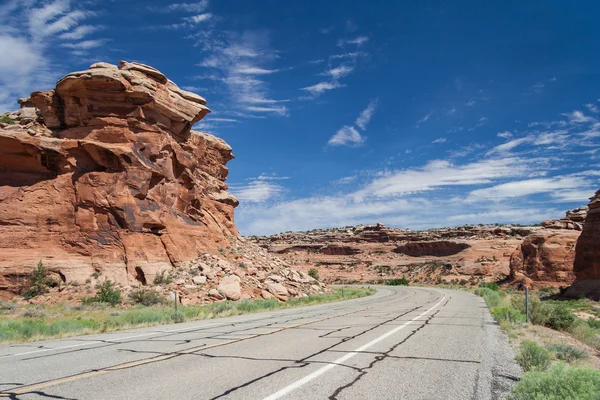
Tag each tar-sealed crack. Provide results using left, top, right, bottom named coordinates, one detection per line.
left=327, top=296, right=450, bottom=400
left=209, top=290, right=445, bottom=399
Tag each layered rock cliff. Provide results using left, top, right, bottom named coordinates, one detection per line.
left=565, top=191, right=600, bottom=300
left=0, top=61, right=325, bottom=302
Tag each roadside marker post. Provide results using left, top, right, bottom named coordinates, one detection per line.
left=173, top=291, right=177, bottom=312
left=525, top=286, right=529, bottom=323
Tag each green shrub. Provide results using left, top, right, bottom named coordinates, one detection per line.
left=128, top=288, right=165, bottom=306
left=587, top=318, right=600, bottom=329
left=547, top=344, right=588, bottom=362
left=307, top=268, right=319, bottom=280
left=509, top=363, right=600, bottom=400
left=153, top=270, right=173, bottom=285
left=510, top=296, right=553, bottom=326
left=492, top=306, right=525, bottom=325
left=22, top=307, right=48, bottom=318
left=22, top=261, right=57, bottom=299
left=474, top=287, right=500, bottom=308
left=516, top=340, right=551, bottom=372
left=547, top=303, right=577, bottom=331
left=84, top=281, right=122, bottom=306
left=386, top=278, right=409, bottom=286
left=480, top=282, right=499, bottom=291
left=0, top=115, right=14, bottom=124
left=171, top=311, right=185, bottom=323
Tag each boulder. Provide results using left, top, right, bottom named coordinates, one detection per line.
left=267, top=282, right=289, bottom=301
left=218, top=275, right=241, bottom=301
left=509, top=230, right=580, bottom=287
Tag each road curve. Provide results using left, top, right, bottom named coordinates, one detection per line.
left=0, top=287, right=520, bottom=399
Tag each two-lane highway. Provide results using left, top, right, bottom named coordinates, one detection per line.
left=0, top=287, right=521, bottom=399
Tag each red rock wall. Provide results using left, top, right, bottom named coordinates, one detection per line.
left=566, top=191, right=600, bottom=300
left=508, top=230, right=579, bottom=288
left=0, top=61, right=239, bottom=296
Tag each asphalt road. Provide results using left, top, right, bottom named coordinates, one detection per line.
left=0, top=287, right=521, bottom=399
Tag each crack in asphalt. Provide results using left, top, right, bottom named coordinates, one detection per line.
left=327, top=296, right=449, bottom=400
left=209, top=291, right=444, bottom=399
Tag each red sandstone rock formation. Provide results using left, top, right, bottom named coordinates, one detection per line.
left=508, top=230, right=579, bottom=288
left=565, top=191, right=600, bottom=300
left=541, top=206, right=588, bottom=231
left=0, top=61, right=254, bottom=299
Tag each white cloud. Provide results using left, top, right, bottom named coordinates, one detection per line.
left=319, top=65, right=354, bottom=79
left=467, top=175, right=592, bottom=201
left=432, top=138, right=447, bottom=144
left=585, top=103, right=599, bottom=113
left=328, top=126, right=365, bottom=146
left=0, top=0, right=104, bottom=111
left=497, top=131, right=512, bottom=139
left=355, top=99, right=378, bottom=130
left=58, top=25, right=102, bottom=40
left=416, top=112, right=432, bottom=127
left=563, top=110, right=594, bottom=124
left=486, top=137, right=530, bottom=154
left=301, top=81, right=344, bottom=96
left=187, top=13, right=212, bottom=23
left=159, top=1, right=209, bottom=12
left=354, top=157, right=534, bottom=199
left=339, top=36, right=369, bottom=46
left=62, top=39, right=105, bottom=49
left=195, top=30, right=289, bottom=118
left=230, top=175, right=287, bottom=203
left=234, top=66, right=279, bottom=75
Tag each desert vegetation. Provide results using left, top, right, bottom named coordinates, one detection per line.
left=0, top=286, right=374, bottom=344
left=475, top=286, right=600, bottom=398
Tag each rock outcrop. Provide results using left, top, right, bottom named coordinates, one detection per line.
left=565, top=191, right=600, bottom=300
left=541, top=207, right=588, bottom=231
left=509, top=230, right=579, bottom=288
left=0, top=61, right=327, bottom=302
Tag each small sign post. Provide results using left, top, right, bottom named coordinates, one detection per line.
left=173, top=291, right=177, bottom=313
left=525, top=286, right=529, bottom=323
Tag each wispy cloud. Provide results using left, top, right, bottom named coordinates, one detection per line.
left=328, top=99, right=378, bottom=147
left=319, top=65, right=354, bottom=79
left=151, top=1, right=209, bottom=13
left=355, top=99, right=378, bottom=130
left=328, top=126, right=365, bottom=147
left=195, top=30, right=290, bottom=117
left=301, top=81, right=345, bottom=96
left=0, top=0, right=105, bottom=111
left=432, top=137, right=447, bottom=144
left=230, top=174, right=288, bottom=203
left=415, top=111, right=432, bottom=127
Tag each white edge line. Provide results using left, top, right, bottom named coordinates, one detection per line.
left=262, top=294, right=447, bottom=400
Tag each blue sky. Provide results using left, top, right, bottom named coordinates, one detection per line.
left=2, top=0, right=600, bottom=235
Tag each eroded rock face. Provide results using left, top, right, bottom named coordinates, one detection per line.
left=509, top=230, right=579, bottom=288
left=393, top=241, right=470, bottom=257
left=566, top=191, right=600, bottom=300
left=541, top=206, right=588, bottom=231
left=0, top=61, right=239, bottom=296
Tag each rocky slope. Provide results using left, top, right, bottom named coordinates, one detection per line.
left=0, top=61, right=325, bottom=302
